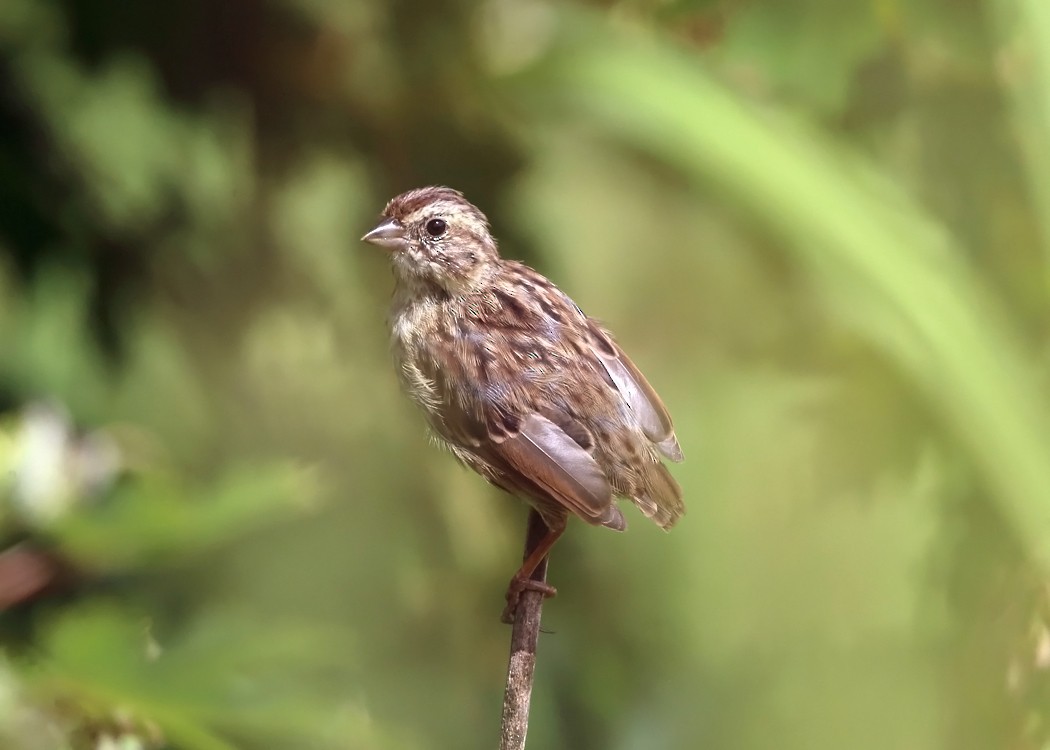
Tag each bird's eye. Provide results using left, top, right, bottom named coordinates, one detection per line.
left=425, top=218, right=447, bottom=238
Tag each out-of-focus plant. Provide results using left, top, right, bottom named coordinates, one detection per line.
left=0, top=400, right=399, bottom=749
left=3, top=0, right=1050, bottom=748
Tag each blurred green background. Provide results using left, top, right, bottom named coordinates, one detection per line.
left=2, top=0, right=1050, bottom=748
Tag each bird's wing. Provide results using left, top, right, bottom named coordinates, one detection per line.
left=490, top=412, right=624, bottom=530
left=420, top=360, right=624, bottom=530
left=585, top=321, right=684, bottom=462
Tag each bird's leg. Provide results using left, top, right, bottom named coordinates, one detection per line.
left=501, top=515, right=565, bottom=624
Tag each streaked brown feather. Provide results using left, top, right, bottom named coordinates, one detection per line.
left=636, top=461, right=684, bottom=529
left=587, top=322, right=684, bottom=463
left=493, top=414, right=623, bottom=530
left=376, top=186, right=685, bottom=535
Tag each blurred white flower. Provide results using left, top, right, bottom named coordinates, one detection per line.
left=9, top=402, right=122, bottom=525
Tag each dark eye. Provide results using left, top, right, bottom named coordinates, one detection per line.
left=425, top=218, right=447, bottom=238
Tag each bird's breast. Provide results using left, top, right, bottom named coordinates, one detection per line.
left=388, top=295, right=447, bottom=411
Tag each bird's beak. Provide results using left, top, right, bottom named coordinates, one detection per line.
left=361, top=218, right=408, bottom=250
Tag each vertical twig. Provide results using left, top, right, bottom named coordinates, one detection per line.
left=498, top=510, right=550, bottom=750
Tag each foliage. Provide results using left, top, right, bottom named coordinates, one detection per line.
left=2, top=0, right=1050, bottom=748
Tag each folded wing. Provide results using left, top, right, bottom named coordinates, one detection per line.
left=493, top=413, right=625, bottom=531
left=589, top=322, right=684, bottom=462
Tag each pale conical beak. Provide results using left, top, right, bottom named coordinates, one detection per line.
left=361, top=218, right=408, bottom=249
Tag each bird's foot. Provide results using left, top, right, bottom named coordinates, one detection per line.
left=501, top=577, right=557, bottom=624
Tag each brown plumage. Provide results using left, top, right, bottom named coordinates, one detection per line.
left=362, top=186, right=684, bottom=618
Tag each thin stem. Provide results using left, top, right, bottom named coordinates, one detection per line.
left=498, top=510, right=550, bottom=750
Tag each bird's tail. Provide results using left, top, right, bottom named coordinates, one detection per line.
left=633, top=462, right=684, bottom=530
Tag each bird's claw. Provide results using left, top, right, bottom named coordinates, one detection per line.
left=501, top=577, right=558, bottom=624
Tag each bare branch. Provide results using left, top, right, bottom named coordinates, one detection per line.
left=498, top=510, right=550, bottom=750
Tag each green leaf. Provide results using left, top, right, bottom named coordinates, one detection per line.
left=52, top=463, right=319, bottom=571
left=27, top=605, right=363, bottom=750
left=714, top=0, right=885, bottom=114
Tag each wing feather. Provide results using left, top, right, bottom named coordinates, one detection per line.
left=635, top=462, right=685, bottom=530
left=493, top=413, right=624, bottom=530
left=590, top=325, right=684, bottom=462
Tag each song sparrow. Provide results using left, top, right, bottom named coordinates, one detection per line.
left=362, top=186, right=684, bottom=620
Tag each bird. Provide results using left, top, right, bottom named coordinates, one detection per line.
left=362, top=186, right=684, bottom=620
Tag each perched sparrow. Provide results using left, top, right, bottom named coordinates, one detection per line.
left=362, top=187, right=684, bottom=619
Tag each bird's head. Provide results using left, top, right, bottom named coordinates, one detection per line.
left=362, top=186, right=500, bottom=293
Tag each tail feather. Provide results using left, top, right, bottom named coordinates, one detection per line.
left=634, top=462, right=684, bottom=530
left=599, top=504, right=627, bottom=531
